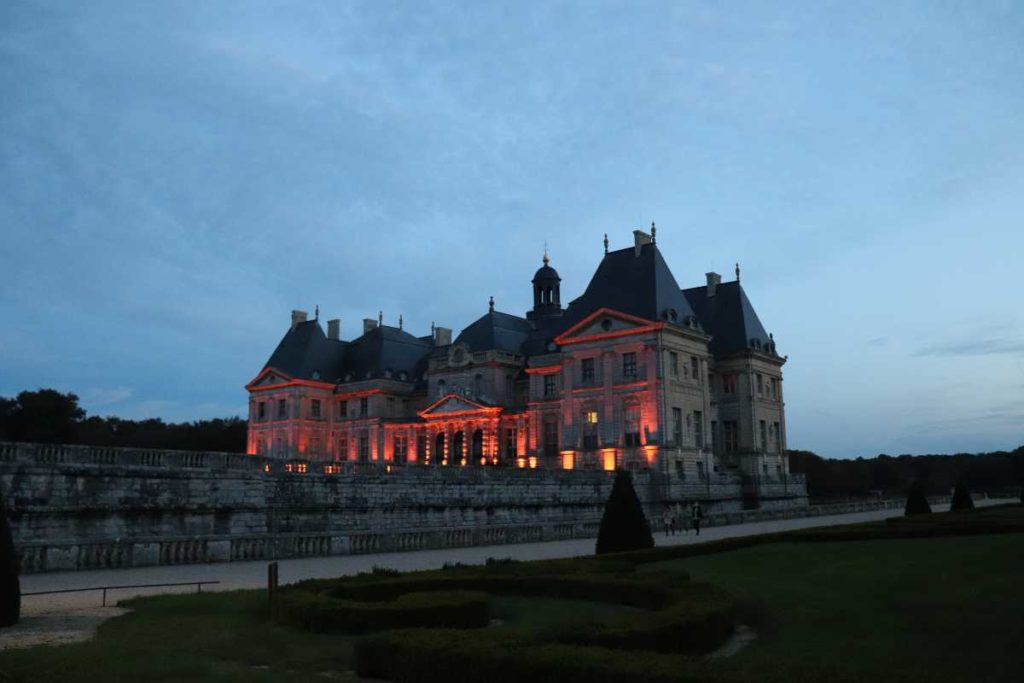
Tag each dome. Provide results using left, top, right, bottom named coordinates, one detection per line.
left=531, top=253, right=561, bottom=284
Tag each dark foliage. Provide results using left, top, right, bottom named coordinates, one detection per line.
left=950, top=481, right=975, bottom=511
left=0, top=488, right=20, bottom=627
left=905, top=481, right=932, bottom=516
left=789, top=446, right=1024, bottom=500
left=596, top=470, right=654, bottom=555
left=0, top=388, right=245, bottom=453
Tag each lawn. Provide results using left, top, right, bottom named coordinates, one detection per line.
left=642, top=533, right=1024, bottom=682
left=2, top=514, right=1023, bottom=682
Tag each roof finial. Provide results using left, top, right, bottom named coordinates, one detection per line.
left=603, top=233, right=609, bottom=254
left=735, top=262, right=741, bottom=282
left=651, top=221, right=656, bottom=244
left=488, top=296, right=495, bottom=313
left=378, top=310, right=383, bottom=325
left=542, top=240, right=549, bottom=266
left=399, top=314, right=403, bottom=330
left=315, top=304, right=319, bottom=320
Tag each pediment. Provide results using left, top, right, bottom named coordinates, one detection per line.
left=554, top=308, right=660, bottom=346
left=246, top=367, right=293, bottom=390
left=419, top=393, right=500, bottom=419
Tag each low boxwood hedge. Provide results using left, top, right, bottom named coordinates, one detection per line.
left=271, top=588, right=489, bottom=633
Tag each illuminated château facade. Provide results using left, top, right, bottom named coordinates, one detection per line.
left=246, top=228, right=790, bottom=482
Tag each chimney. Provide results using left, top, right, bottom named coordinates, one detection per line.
left=327, top=318, right=341, bottom=340
left=363, top=318, right=378, bottom=334
left=291, top=309, right=308, bottom=329
left=706, top=272, right=721, bottom=297
left=434, top=326, right=452, bottom=346
left=633, top=229, right=652, bottom=257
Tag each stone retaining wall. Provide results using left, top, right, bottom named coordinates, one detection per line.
left=0, top=442, right=809, bottom=573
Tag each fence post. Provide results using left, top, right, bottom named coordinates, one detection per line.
left=267, top=561, right=279, bottom=605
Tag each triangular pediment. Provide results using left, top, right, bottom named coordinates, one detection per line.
left=246, top=367, right=293, bottom=390
left=554, top=308, right=660, bottom=346
left=419, top=393, right=500, bottom=419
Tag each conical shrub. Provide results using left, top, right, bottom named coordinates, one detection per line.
left=596, top=470, right=654, bottom=555
left=950, top=481, right=975, bottom=511
left=904, top=480, right=932, bottom=516
left=0, top=488, right=20, bottom=627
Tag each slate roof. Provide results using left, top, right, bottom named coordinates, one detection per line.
left=454, top=310, right=532, bottom=355
left=557, top=242, right=700, bottom=333
left=682, top=281, right=775, bottom=357
left=262, top=321, right=432, bottom=384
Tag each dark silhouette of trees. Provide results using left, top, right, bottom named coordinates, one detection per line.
left=0, top=389, right=245, bottom=453
left=596, top=470, right=653, bottom=555
left=905, top=481, right=932, bottom=516
left=950, top=481, right=975, bottom=511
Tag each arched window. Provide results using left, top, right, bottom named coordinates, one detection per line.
left=453, top=431, right=465, bottom=464
left=582, top=405, right=599, bottom=451
left=437, top=379, right=446, bottom=397
left=623, top=399, right=641, bottom=447
left=434, top=432, right=445, bottom=465
left=472, top=429, right=484, bottom=463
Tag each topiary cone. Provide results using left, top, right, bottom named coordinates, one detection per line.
left=904, top=480, right=932, bottom=516
left=950, top=481, right=975, bottom=512
left=596, top=470, right=654, bottom=555
left=0, top=488, right=20, bottom=627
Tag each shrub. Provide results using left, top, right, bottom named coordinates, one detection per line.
left=596, top=470, right=654, bottom=555
left=904, top=480, right=932, bottom=516
left=950, top=481, right=975, bottom=511
left=272, top=588, right=489, bottom=633
left=0, top=488, right=19, bottom=628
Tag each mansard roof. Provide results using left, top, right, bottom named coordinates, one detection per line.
left=454, top=310, right=532, bottom=355
left=261, top=321, right=432, bottom=384
left=557, top=242, right=699, bottom=333
left=263, top=320, right=346, bottom=382
left=682, top=281, right=775, bottom=357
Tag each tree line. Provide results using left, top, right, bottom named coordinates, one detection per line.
left=0, top=389, right=246, bottom=453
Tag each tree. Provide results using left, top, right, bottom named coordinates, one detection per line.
left=950, top=481, right=974, bottom=511
left=0, top=487, right=19, bottom=627
left=6, top=389, right=85, bottom=443
left=595, top=470, right=654, bottom=555
left=905, top=480, right=932, bottom=516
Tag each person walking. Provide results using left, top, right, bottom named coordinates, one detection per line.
left=662, top=506, right=673, bottom=536
left=691, top=501, right=703, bottom=536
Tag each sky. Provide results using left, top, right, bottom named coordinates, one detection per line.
left=1, top=1, right=1022, bottom=458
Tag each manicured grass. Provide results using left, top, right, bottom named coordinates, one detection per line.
left=0, top=590, right=360, bottom=683
left=642, top=533, right=1024, bottom=683
left=491, top=595, right=643, bottom=633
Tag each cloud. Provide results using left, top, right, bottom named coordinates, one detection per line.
left=914, top=335, right=1024, bottom=357
left=80, top=386, right=133, bottom=407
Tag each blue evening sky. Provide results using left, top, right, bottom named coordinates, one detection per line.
left=2, top=1, right=1022, bottom=458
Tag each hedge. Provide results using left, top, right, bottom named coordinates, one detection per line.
left=271, top=589, right=489, bottom=633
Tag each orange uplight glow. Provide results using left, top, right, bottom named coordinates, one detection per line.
left=643, top=445, right=658, bottom=466
left=516, top=457, right=526, bottom=469
left=561, top=450, right=575, bottom=470
left=263, top=464, right=271, bottom=473
left=602, top=449, right=617, bottom=471
left=528, top=456, right=538, bottom=469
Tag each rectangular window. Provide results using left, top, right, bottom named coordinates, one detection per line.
left=504, top=427, right=518, bottom=458
left=759, top=420, right=767, bottom=451
left=774, top=421, right=782, bottom=452
left=581, top=358, right=596, bottom=384
left=393, top=435, right=408, bottom=464
left=624, top=404, right=641, bottom=447
left=311, top=399, right=321, bottom=418
left=723, top=374, right=737, bottom=394
left=506, top=374, right=514, bottom=399
left=770, top=377, right=779, bottom=400
left=724, top=421, right=738, bottom=453
left=360, top=397, right=368, bottom=417
left=543, top=420, right=559, bottom=458
left=669, top=352, right=679, bottom=378
left=543, top=374, right=557, bottom=398
left=690, top=357, right=699, bottom=383
left=583, top=410, right=599, bottom=451
left=710, top=420, right=717, bottom=453
left=756, top=374, right=764, bottom=396
left=416, top=434, right=426, bottom=461
left=277, top=399, right=287, bottom=419
left=672, top=407, right=683, bottom=446
left=358, top=431, right=370, bottom=462
left=338, top=400, right=347, bottom=418
left=386, top=397, right=395, bottom=415
left=622, top=352, right=637, bottom=380
left=694, top=411, right=704, bottom=449
left=337, top=437, right=348, bottom=461
left=310, top=436, right=321, bottom=457
left=257, top=402, right=266, bottom=420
